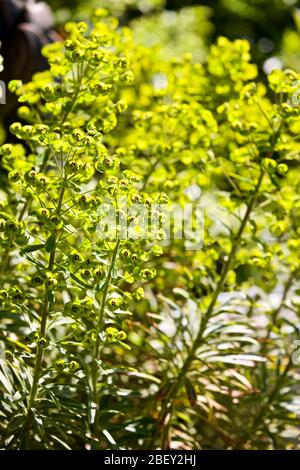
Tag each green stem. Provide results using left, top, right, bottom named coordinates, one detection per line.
left=0, top=250, right=10, bottom=277
left=27, top=291, right=49, bottom=411
left=266, top=272, right=294, bottom=341
left=148, top=169, right=265, bottom=449
left=187, top=169, right=264, bottom=354
left=26, top=182, right=66, bottom=416
left=91, top=239, right=120, bottom=434
left=142, top=157, right=160, bottom=191
left=234, top=355, right=293, bottom=449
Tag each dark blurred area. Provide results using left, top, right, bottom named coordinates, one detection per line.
left=0, top=0, right=61, bottom=138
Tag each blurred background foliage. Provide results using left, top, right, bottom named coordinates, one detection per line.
left=1, top=0, right=300, bottom=451
left=47, top=0, right=300, bottom=73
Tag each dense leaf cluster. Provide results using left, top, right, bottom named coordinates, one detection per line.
left=0, top=13, right=300, bottom=450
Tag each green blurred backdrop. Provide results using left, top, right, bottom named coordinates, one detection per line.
left=47, top=0, right=300, bottom=72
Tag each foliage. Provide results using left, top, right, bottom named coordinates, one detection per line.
left=49, top=0, right=165, bottom=23
left=281, top=9, right=300, bottom=71
left=0, top=12, right=300, bottom=450
left=131, top=5, right=213, bottom=61
left=48, top=0, right=297, bottom=73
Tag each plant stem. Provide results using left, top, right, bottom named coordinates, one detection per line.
left=142, top=157, right=160, bottom=191
left=94, top=239, right=121, bottom=363
left=27, top=291, right=49, bottom=411
left=148, top=169, right=264, bottom=449
left=234, top=355, right=293, bottom=449
left=266, top=272, right=294, bottom=340
left=91, top=238, right=120, bottom=434
left=187, top=169, right=264, bottom=355
left=0, top=250, right=10, bottom=277
left=26, top=182, right=66, bottom=416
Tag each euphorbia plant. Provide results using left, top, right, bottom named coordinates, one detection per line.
left=105, top=37, right=300, bottom=449
left=137, top=54, right=300, bottom=448
left=0, top=14, right=300, bottom=451
left=0, top=14, right=161, bottom=449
